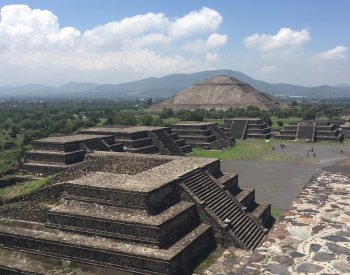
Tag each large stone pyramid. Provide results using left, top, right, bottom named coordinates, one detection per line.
left=149, top=75, right=287, bottom=112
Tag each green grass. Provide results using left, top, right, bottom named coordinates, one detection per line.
left=271, top=116, right=301, bottom=130
left=204, top=118, right=224, bottom=125
left=271, top=208, right=282, bottom=219
left=0, top=177, right=51, bottom=201
left=162, top=117, right=179, bottom=126
left=189, top=139, right=280, bottom=160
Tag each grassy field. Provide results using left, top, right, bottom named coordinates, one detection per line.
left=271, top=116, right=301, bottom=129
left=0, top=177, right=51, bottom=201
left=189, top=139, right=281, bottom=160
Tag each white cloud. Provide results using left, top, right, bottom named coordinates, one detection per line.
left=206, top=33, right=227, bottom=49
left=182, top=32, right=227, bottom=53
left=0, top=4, right=227, bottom=85
left=0, top=5, right=80, bottom=51
left=82, top=12, right=168, bottom=50
left=169, top=7, right=222, bottom=38
left=206, top=52, right=219, bottom=63
left=244, top=27, right=310, bottom=51
left=313, top=45, right=348, bottom=60
left=260, top=65, right=277, bottom=74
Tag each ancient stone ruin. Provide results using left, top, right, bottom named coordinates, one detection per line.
left=0, top=152, right=274, bottom=274
left=149, top=75, right=288, bottom=112
left=223, top=118, right=272, bottom=140
left=79, top=125, right=192, bottom=155
left=21, top=134, right=123, bottom=176
left=275, top=121, right=344, bottom=142
left=171, top=122, right=234, bottom=150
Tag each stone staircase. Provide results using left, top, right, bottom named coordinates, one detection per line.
left=275, top=121, right=344, bottom=142
left=171, top=122, right=234, bottom=150
left=275, top=123, right=298, bottom=140
left=180, top=168, right=271, bottom=250
left=224, top=118, right=271, bottom=140
left=296, top=124, right=314, bottom=141
left=79, top=126, right=192, bottom=155
left=315, top=122, right=344, bottom=142
left=0, top=170, right=217, bottom=274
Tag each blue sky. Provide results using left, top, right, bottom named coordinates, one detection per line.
left=0, top=0, right=349, bottom=86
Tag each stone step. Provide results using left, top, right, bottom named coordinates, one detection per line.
left=172, top=129, right=212, bottom=136
left=20, top=162, right=71, bottom=176
left=124, top=144, right=158, bottom=154
left=192, top=182, right=216, bottom=196
left=172, top=124, right=208, bottom=130
left=251, top=203, right=271, bottom=227
left=174, top=138, right=185, bottom=147
left=180, top=145, right=192, bottom=154
left=246, top=228, right=265, bottom=250
left=0, top=247, right=122, bottom=275
left=25, top=150, right=85, bottom=165
left=64, top=172, right=181, bottom=215
left=0, top=220, right=215, bottom=275
left=234, top=189, right=255, bottom=209
left=116, top=137, right=153, bottom=148
left=47, top=200, right=199, bottom=249
left=214, top=201, right=236, bottom=219
left=177, top=135, right=216, bottom=143
left=236, top=219, right=256, bottom=239
left=234, top=216, right=251, bottom=237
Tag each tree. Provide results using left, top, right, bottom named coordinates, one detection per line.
left=113, top=113, right=138, bottom=126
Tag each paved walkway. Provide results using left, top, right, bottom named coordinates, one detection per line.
left=221, top=143, right=348, bottom=211
left=201, top=162, right=350, bottom=274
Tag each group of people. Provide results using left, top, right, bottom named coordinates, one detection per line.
left=272, top=143, right=287, bottom=151
left=306, top=147, right=316, bottom=158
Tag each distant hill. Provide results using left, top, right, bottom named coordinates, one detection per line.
left=0, top=69, right=349, bottom=99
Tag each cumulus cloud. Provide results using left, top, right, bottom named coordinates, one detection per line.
left=0, top=5, right=81, bottom=51
left=206, top=52, right=219, bottom=63
left=0, top=4, right=227, bottom=84
left=313, top=45, right=348, bottom=60
left=169, top=7, right=222, bottom=38
left=182, top=32, right=227, bottom=53
left=244, top=27, right=310, bottom=51
left=206, top=33, right=227, bottom=49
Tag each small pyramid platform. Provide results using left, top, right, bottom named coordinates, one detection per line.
left=223, top=118, right=271, bottom=140
left=0, top=152, right=274, bottom=274
left=21, top=134, right=123, bottom=176
left=275, top=121, right=344, bottom=142
left=79, top=125, right=192, bottom=156
left=171, top=122, right=234, bottom=150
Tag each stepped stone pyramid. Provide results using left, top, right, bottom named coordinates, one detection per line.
left=171, top=122, right=234, bottom=150
left=0, top=152, right=274, bottom=274
left=21, top=134, right=123, bottom=176
left=223, top=118, right=272, bottom=140
left=149, top=75, right=287, bottom=112
left=275, top=121, right=344, bottom=142
left=79, top=125, right=192, bottom=155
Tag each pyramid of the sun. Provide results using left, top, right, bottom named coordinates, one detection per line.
left=149, top=75, right=287, bottom=112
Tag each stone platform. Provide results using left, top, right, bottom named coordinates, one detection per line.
left=171, top=122, right=234, bottom=150
left=275, top=121, right=344, bottom=142
left=0, top=152, right=274, bottom=274
left=21, top=134, right=123, bottom=176
left=223, top=118, right=271, bottom=140
left=79, top=125, right=192, bottom=155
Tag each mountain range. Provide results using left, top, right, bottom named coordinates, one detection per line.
left=1, top=69, right=350, bottom=99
